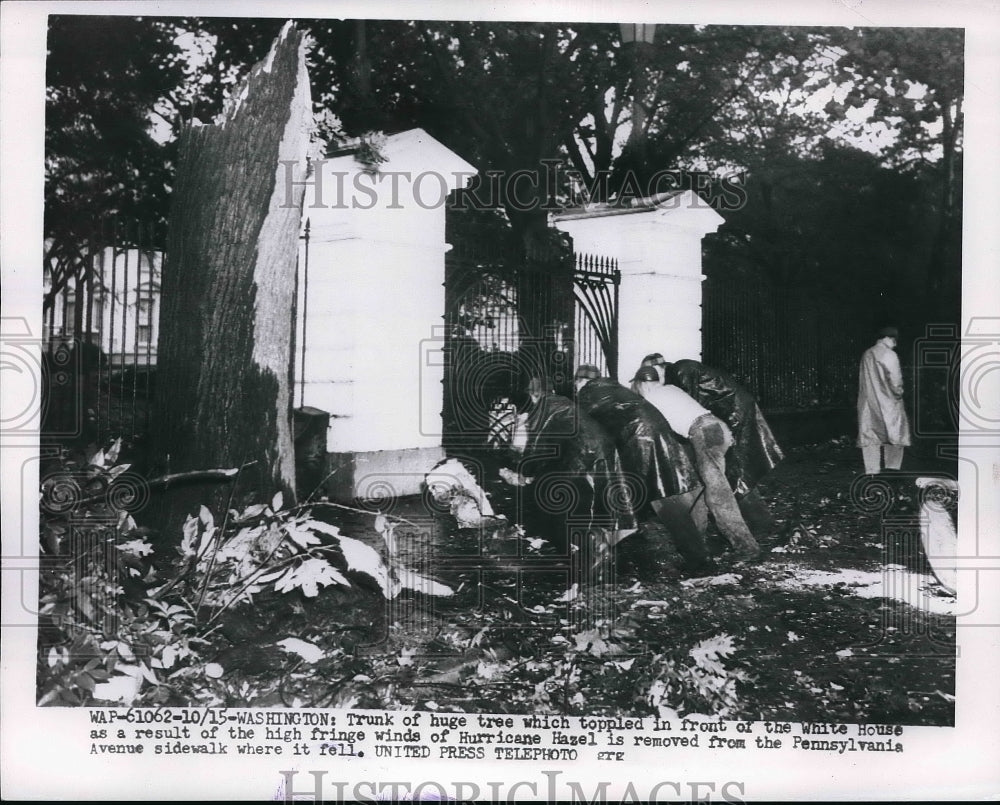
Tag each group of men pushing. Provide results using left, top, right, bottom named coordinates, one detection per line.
left=500, top=354, right=784, bottom=574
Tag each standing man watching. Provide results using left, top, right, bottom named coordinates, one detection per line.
left=632, top=366, right=761, bottom=563
left=857, top=326, right=911, bottom=475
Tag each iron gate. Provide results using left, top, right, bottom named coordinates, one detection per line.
left=573, top=253, right=620, bottom=382
left=442, top=225, right=620, bottom=451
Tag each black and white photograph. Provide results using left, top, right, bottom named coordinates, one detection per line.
left=2, top=0, right=998, bottom=800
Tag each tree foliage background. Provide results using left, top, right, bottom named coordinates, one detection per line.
left=44, top=16, right=963, bottom=328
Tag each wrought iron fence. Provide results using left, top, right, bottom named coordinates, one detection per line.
left=702, top=276, right=867, bottom=412
left=42, top=221, right=164, bottom=442
left=442, top=223, right=620, bottom=450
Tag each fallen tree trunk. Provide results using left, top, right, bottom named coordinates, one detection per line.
left=154, top=23, right=315, bottom=539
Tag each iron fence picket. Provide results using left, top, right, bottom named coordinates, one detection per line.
left=703, top=275, right=869, bottom=413
left=442, top=229, right=620, bottom=450
left=42, top=218, right=166, bottom=444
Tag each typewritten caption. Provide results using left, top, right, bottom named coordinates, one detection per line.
left=85, top=708, right=905, bottom=760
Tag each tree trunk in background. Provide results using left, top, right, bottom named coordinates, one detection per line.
left=926, top=93, right=963, bottom=326
left=154, top=23, right=313, bottom=538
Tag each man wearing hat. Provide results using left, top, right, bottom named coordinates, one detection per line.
left=640, top=353, right=669, bottom=384
left=574, top=364, right=702, bottom=505
left=574, top=363, right=601, bottom=392
left=857, top=326, right=910, bottom=475
left=632, top=366, right=761, bottom=563
left=501, top=374, right=639, bottom=547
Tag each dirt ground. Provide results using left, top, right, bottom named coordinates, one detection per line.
left=633, top=437, right=957, bottom=725
left=212, top=438, right=956, bottom=725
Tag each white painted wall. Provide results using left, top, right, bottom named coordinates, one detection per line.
left=295, top=129, right=475, bottom=455
left=552, top=190, right=724, bottom=381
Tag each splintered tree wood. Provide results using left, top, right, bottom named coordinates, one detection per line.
left=155, top=23, right=313, bottom=534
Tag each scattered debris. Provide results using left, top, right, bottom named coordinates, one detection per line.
left=424, top=459, right=499, bottom=527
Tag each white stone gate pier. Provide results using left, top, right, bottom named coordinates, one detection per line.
left=552, top=190, right=724, bottom=380
left=295, top=129, right=475, bottom=500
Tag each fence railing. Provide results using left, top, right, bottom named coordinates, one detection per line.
left=42, top=221, right=164, bottom=441
left=702, top=276, right=867, bottom=412
left=441, top=222, right=621, bottom=449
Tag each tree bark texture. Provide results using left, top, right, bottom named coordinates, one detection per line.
left=154, top=23, right=313, bottom=534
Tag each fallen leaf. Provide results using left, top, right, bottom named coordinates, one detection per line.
left=92, top=671, right=142, bottom=704
left=276, top=637, right=325, bottom=663
left=556, top=584, right=579, bottom=602
left=306, top=520, right=341, bottom=537
left=395, top=566, right=453, bottom=597
left=477, top=660, right=504, bottom=680
left=573, top=629, right=610, bottom=656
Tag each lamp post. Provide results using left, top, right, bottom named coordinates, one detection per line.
left=619, top=23, right=657, bottom=149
